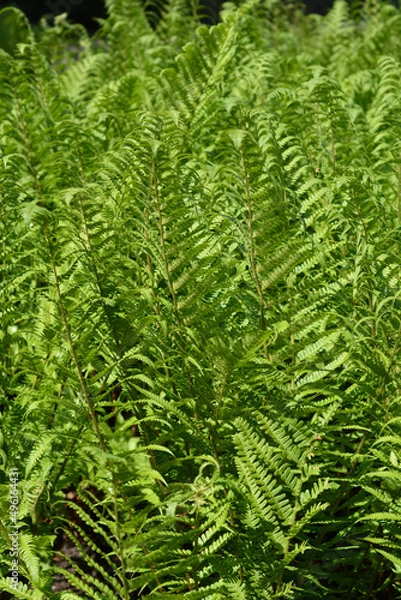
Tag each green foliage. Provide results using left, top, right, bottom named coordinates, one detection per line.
left=2, top=0, right=401, bottom=596
left=0, top=7, right=31, bottom=56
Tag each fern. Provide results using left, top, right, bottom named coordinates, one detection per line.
left=2, top=0, right=401, bottom=597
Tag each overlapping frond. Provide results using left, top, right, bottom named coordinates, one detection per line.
left=2, top=0, right=401, bottom=597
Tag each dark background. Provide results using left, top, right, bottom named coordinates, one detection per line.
left=0, top=0, right=107, bottom=32
left=0, top=0, right=335, bottom=32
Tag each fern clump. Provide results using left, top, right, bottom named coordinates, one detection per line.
left=2, top=0, right=401, bottom=597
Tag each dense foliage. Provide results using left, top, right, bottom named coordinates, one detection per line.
left=1, top=0, right=401, bottom=597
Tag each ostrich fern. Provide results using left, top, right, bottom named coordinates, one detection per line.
left=1, top=0, right=401, bottom=597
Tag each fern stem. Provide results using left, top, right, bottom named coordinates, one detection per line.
left=328, top=98, right=336, bottom=172
left=151, top=154, right=201, bottom=425
left=44, top=223, right=131, bottom=599
left=151, top=155, right=181, bottom=329
left=45, top=224, right=105, bottom=452
left=208, top=371, right=229, bottom=466
left=240, top=145, right=269, bottom=360
left=70, top=147, right=167, bottom=488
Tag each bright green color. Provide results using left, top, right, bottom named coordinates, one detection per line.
left=1, top=0, right=401, bottom=597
